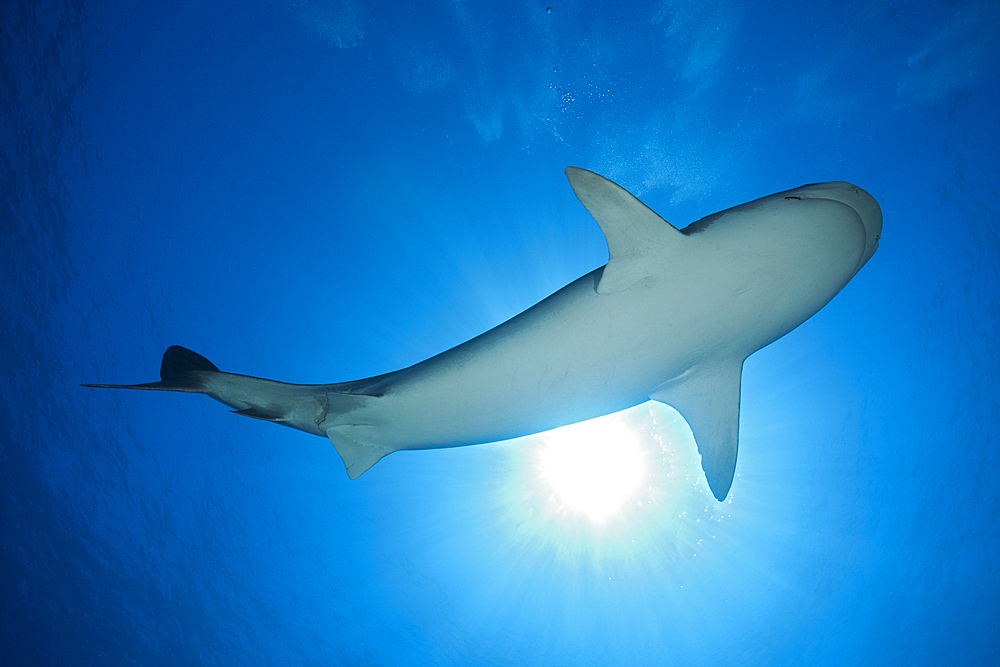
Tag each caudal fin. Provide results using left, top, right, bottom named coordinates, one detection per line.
left=86, top=345, right=400, bottom=478
left=82, top=345, right=219, bottom=393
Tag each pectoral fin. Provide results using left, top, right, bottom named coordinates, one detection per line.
left=565, top=167, right=685, bottom=294
left=650, top=359, right=744, bottom=501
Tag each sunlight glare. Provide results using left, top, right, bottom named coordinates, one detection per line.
left=540, top=417, right=644, bottom=522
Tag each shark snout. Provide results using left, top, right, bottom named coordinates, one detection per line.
left=796, top=181, right=883, bottom=272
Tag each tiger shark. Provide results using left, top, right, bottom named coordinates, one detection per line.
left=84, top=168, right=881, bottom=501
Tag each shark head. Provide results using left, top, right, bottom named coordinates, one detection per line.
left=785, top=182, right=883, bottom=275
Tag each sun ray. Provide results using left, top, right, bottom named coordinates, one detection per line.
left=539, top=417, right=644, bottom=522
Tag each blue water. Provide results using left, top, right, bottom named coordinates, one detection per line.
left=3, top=1, right=998, bottom=665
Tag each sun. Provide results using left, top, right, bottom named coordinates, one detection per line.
left=539, top=416, right=644, bottom=522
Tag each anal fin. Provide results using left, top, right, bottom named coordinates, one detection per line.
left=232, top=406, right=284, bottom=422
left=326, top=424, right=395, bottom=480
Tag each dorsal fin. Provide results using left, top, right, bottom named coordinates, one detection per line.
left=565, top=167, right=684, bottom=294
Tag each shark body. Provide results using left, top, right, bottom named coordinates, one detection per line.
left=85, top=168, right=881, bottom=500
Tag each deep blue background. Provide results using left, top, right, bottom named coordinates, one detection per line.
left=3, top=1, right=998, bottom=664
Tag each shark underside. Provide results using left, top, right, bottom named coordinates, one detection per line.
left=85, top=168, right=882, bottom=501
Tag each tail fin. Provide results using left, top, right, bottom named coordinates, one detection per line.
left=83, top=345, right=315, bottom=428
left=82, top=345, right=219, bottom=393
left=85, top=345, right=400, bottom=478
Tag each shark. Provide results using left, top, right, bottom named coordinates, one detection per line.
left=84, top=168, right=881, bottom=501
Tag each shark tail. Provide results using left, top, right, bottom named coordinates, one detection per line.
left=82, top=345, right=220, bottom=393
left=85, top=345, right=399, bottom=479
left=82, top=345, right=322, bottom=430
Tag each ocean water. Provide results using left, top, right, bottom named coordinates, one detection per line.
left=2, top=1, right=998, bottom=665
